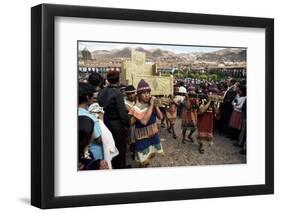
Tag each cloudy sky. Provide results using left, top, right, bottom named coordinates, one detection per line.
left=78, top=41, right=237, bottom=54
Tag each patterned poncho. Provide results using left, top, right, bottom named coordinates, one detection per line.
left=129, top=102, right=163, bottom=164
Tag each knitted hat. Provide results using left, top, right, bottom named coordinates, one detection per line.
left=187, top=85, right=196, bottom=92
left=137, top=79, right=151, bottom=94
left=125, top=85, right=136, bottom=94
left=107, top=70, right=119, bottom=84
left=208, top=85, right=219, bottom=93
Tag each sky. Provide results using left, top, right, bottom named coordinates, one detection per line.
left=78, top=41, right=240, bottom=54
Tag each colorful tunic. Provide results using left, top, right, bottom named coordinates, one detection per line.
left=181, top=98, right=199, bottom=130
left=124, top=97, right=136, bottom=144
left=129, top=102, right=163, bottom=164
left=165, top=99, right=178, bottom=124
left=124, top=97, right=136, bottom=111
left=197, top=100, right=215, bottom=141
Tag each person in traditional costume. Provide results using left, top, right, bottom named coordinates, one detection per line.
left=166, top=95, right=179, bottom=139
left=124, top=85, right=137, bottom=112
left=176, top=83, right=187, bottom=117
left=124, top=85, right=137, bottom=159
left=159, top=102, right=167, bottom=128
left=129, top=79, right=164, bottom=167
left=181, top=85, right=199, bottom=144
left=119, top=84, right=127, bottom=97
left=197, top=85, right=219, bottom=154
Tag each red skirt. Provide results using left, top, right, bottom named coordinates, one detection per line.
left=197, top=112, right=213, bottom=141
left=229, top=110, right=243, bottom=130
left=182, top=110, right=197, bottom=124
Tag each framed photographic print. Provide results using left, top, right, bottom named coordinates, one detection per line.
left=31, top=3, right=274, bottom=209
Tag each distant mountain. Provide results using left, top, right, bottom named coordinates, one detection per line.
left=92, top=50, right=111, bottom=55
left=135, top=47, right=153, bottom=58
left=110, top=47, right=131, bottom=58
left=79, top=47, right=246, bottom=62
left=151, top=48, right=165, bottom=57
left=196, top=48, right=246, bottom=62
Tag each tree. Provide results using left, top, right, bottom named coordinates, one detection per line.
left=208, top=68, right=218, bottom=75
left=174, top=69, right=185, bottom=79
left=199, top=74, right=208, bottom=80
left=188, top=72, right=195, bottom=79
left=195, top=72, right=200, bottom=79
left=209, top=74, right=218, bottom=81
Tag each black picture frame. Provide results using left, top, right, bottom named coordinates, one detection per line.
left=31, top=3, right=274, bottom=209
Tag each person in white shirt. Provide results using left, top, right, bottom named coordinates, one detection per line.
left=228, top=84, right=246, bottom=140
left=176, top=82, right=187, bottom=117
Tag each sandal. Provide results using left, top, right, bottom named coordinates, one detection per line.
left=173, top=134, right=177, bottom=139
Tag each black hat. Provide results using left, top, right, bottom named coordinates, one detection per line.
left=107, top=70, right=120, bottom=84
left=125, top=85, right=136, bottom=94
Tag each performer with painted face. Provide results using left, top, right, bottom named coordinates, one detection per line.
left=129, top=79, right=164, bottom=167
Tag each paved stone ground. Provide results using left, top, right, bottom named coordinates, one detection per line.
left=127, top=118, right=246, bottom=168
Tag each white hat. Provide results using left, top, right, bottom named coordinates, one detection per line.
left=178, top=86, right=187, bottom=94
